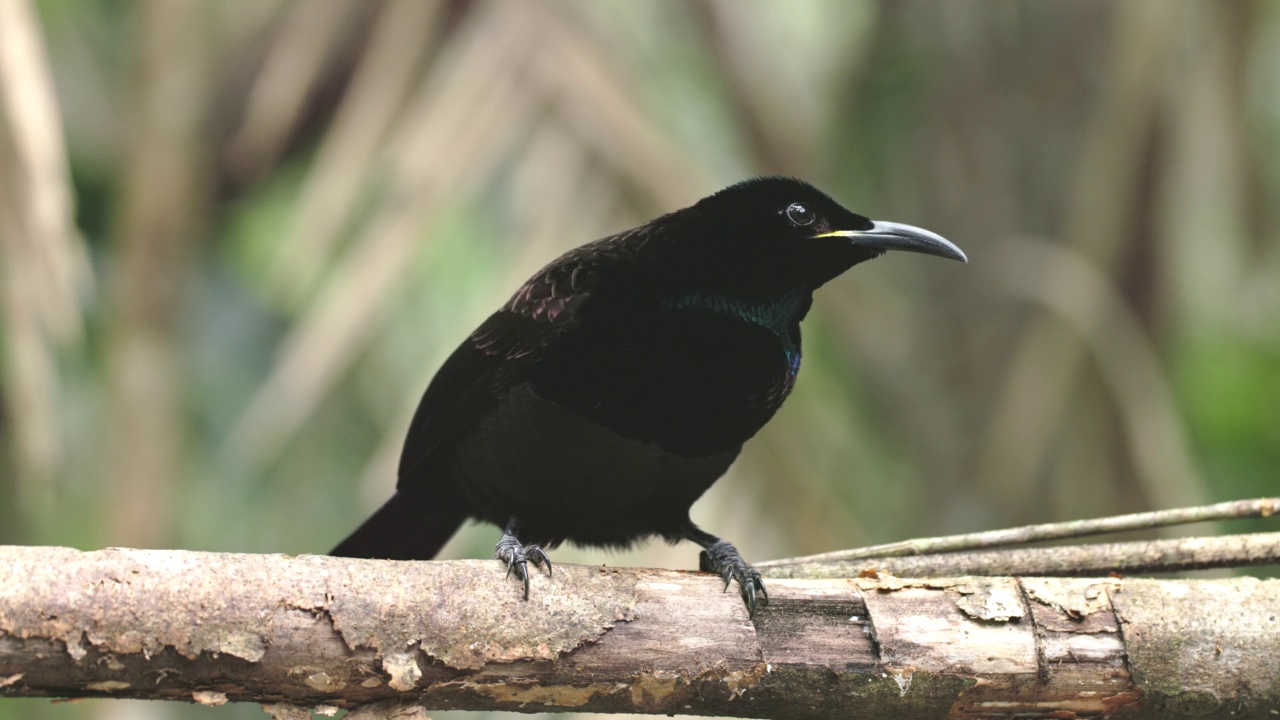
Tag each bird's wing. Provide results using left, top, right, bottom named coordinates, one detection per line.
left=395, top=231, right=644, bottom=484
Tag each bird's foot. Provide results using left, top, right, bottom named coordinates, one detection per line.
left=495, top=532, right=552, bottom=600
left=699, top=539, right=768, bottom=617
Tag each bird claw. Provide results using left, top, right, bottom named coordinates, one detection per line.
left=699, top=540, right=768, bottom=618
left=495, top=533, right=552, bottom=600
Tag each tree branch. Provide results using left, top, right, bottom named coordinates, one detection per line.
left=758, top=497, right=1280, bottom=566
left=2, top=545, right=1279, bottom=718
left=761, top=532, right=1280, bottom=579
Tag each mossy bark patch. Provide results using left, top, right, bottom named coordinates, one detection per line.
left=0, top=546, right=272, bottom=662
left=1110, top=577, right=1280, bottom=716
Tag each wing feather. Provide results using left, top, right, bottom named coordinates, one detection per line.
left=395, top=229, right=645, bottom=486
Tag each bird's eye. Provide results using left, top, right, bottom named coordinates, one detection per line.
left=785, top=202, right=815, bottom=227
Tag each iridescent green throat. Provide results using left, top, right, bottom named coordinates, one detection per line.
left=663, top=288, right=807, bottom=340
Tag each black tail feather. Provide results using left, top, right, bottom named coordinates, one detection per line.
left=330, top=490, right=467, bottom=560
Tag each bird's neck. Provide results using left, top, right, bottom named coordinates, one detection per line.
left=661, top=287, right=810, bottom=339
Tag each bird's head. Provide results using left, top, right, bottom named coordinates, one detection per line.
left=679, top=176, right=966, bottom=293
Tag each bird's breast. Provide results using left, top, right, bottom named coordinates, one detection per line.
left=532, top=302, right=802, bottom=456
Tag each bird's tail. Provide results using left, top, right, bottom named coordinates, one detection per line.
left=330, top=489, right=467, bottom=560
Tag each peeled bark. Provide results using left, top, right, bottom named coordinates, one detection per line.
left=0, top=546, right=1277, bottom=719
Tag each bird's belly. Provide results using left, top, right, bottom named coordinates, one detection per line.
left=453, top=382, right=738, bottom=547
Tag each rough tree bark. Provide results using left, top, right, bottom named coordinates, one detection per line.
left=0, top=546, right=1277, bottom=719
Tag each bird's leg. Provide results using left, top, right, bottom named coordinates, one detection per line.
left=682, top=524, right=768, bottom=617
left=494, top=517, right=552, bottom=600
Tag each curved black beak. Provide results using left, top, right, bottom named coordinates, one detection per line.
left=813, top=220, right=967, bottom=263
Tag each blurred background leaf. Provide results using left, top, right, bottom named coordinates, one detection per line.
left=1, top=1, right=1277, bottom=719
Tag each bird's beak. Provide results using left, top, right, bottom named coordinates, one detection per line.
left=812, top=221, right=967, bottom=263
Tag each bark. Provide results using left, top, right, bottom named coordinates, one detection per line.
left=0, top=546, right=1277, bottom=719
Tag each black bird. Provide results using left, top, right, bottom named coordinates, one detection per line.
left=332, top=177, right=966, bottom=615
